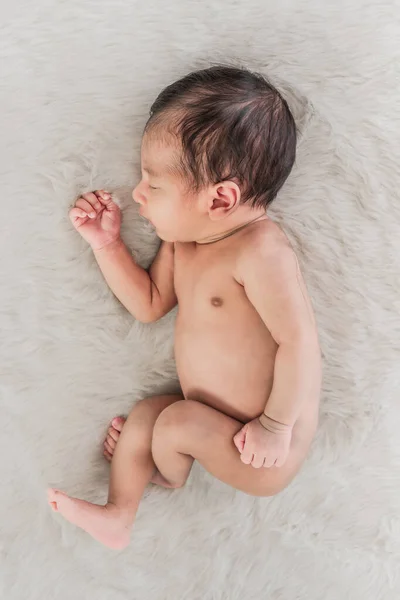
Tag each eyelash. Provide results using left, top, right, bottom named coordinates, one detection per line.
left=149, top=185, right=158, bottom=190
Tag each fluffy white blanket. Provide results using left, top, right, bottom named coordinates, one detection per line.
left=1, top=1, right=399, bottom=598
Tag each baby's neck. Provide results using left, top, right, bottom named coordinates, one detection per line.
left=195, top=207, right=267, bottom=245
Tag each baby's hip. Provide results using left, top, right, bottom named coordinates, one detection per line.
left=180, top=383, right=267, bottom=423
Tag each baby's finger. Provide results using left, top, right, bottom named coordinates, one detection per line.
left=82, top=191, right=103, bottom=212
left=240, top=445, right=253, bottom=465
left=96, top=189, right=111, bottom=201
left=76, top=198, right=97, bottom=218
left=251, top=453, right=264, bottom=469
left=69, top=207, right=89, bottom=221
left=274, top=453, right=287, bottom=468
left=95, top=191, right=116, bottom=208
left=233, top=430, right=245, bottom=453
left=263, top=455, right=277, bottom=468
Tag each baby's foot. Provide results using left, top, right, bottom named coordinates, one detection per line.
left=103, top=416, right=126, bottom=461
left=47, top=488, right=131, bottom=550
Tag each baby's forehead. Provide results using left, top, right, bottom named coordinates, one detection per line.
left=141, top=133, right=180, bottom=177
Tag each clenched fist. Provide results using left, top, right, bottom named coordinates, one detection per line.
left=69, top=190, right=122, bottom=251
left=233, top=414, right=292, bottom=469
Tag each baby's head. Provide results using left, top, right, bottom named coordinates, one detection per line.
left=133, top=66, right=296, bottom=242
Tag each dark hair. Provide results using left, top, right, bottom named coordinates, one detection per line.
left=145, top=65, right=297, bottom=209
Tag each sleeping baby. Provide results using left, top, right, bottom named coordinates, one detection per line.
left=48, top=65, right=321, bottom=549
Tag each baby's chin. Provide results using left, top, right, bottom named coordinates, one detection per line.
left=146, top=221, right=167, bottom=240
left=154, top=228, right=179, bottom=243
left=154, top=229, right=175, bottom=243
left=154, top=225, right=196, bottom=244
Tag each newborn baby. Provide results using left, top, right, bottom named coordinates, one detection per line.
left=48, top=65, right=321, bottom=549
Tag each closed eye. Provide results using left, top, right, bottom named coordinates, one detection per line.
left=149, top=185, right=159, bottom=190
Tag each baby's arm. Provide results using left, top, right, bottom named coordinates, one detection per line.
left=234, top=230, right=321, bottom=467
left=94, top=239, right=176, bottom=323
left=70, top=190, right=176, bottom=323
left=244, top=235, right=321, bottom=425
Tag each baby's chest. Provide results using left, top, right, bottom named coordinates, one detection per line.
left=173, top=245, right=240, bottom=310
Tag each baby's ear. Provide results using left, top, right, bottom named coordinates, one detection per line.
left=208, top=181, right=241, bottom=220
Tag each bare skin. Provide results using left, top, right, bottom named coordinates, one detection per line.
left=48, top=134, right=321, bottom=549
left=103, top=417, right=176, bottom=488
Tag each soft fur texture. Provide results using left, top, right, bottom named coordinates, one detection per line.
left=1, top=2, right=399, bottom=599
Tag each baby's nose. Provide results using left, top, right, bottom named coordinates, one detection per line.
left=132, top=185, right=146, bottom=206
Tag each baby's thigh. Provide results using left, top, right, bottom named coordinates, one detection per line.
left=159, top=399, right=314, bottom=497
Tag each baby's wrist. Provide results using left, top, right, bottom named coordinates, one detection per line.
left=92, top=237, right=122, bottom=253
left=258, top=412, right=293, bottom=434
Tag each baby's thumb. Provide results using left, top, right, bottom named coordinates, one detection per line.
left=233, top=428, right=246, bottom=453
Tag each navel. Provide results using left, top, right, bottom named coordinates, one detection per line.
left=211, top=296, right=223, bottom=307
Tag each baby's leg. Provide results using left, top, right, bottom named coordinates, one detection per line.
left=152, top=400, right=315, bottom=496
left=104, top=417, right=182, bottom=489
left=48, top=394, right=182, bottom=549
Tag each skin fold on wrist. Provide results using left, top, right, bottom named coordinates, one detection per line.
left=258, top=412, right=293, bottom=434
left=92, top=238, right=123, bottom=253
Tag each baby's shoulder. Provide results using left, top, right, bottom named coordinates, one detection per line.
left=239, top=217, right=292, bottom=261
left=234, top=218, right=297, bottom=284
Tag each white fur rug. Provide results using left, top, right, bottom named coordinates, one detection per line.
left=1, top=1, right=399, bottom=599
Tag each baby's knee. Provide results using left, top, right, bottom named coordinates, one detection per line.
left=153, top=400, right=196, bottom=437
left=251, top=469, right=295, bottom=498
left=251, top=481, right=287, bottom=498
left=124, top=399, right=158, bottom=446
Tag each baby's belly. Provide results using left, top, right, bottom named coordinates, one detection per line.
left=174, top=312, right=277, bottom=422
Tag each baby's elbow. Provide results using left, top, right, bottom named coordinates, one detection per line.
left=136, top=311, right=159, bottom=324
left=277, top=328, right=318, bottom=348
left=136, top=306, right=166, bottom=324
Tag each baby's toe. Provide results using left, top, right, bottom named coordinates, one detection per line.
left=47, top=488, right=60, bottom=511
left=104, top=440, right=114, bottom=455
left=103, top=449, right=112, bottom=462
left=111, top=416, right=126, bottom=432
left=107, top=426, right=120, bottom=443
left=106, top=434, right=116, bottom=450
